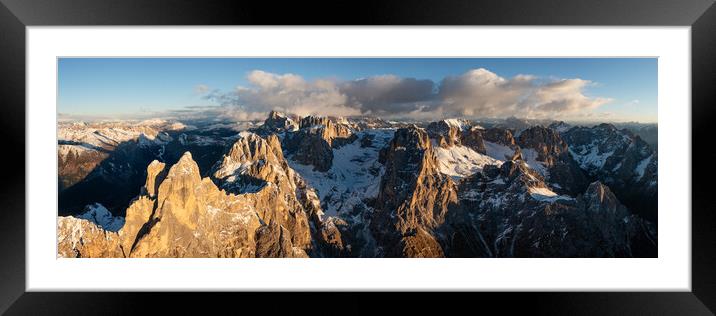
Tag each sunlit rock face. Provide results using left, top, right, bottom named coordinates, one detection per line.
left=251, top=111, right=299, bottom=136
left=371, top=126, right=458, bottom=258
left=57, top=217, right=124, bottom=258
left=58, top=132, right=344, bottom=258
left=482, top=127, right=518, bottom=147
left=426, top=119, right=487, bottom=154
left=56, top=112, right=658, bottom=258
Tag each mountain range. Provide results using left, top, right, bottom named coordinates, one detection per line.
left=57, top=112, right=657, bottom=257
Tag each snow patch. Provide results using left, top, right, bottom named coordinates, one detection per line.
left=58, top=144, right=98, bottom=157
left=634, top=155, right=652, bottom=180
left=434, top=145, right=502, bottom=178
left=528, top=187, right=571, bottom=202
left=288, top=129, right=394, bottom=217
left=521, top=149, right=548, bottom=177
left=569, top=141, right=615, bottom=170
left=443, top=119, right=467, bottom=130
left=76, top=203, right=124, bottom=232
left=484, top=141, right=515, bottom=161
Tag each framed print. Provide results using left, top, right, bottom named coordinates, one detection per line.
left=1, top=0, right=715, bottom=314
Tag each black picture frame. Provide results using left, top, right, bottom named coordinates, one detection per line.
left=1, top=0, right=715, bottom=314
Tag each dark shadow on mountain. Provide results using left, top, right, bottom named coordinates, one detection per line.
left=58, top=131, right=232, bottom=218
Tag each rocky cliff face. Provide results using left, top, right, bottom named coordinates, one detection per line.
left=371, top=126, right=458, bottom=257
left=58, top=119, right=230, bottom=219
left=283, top=128, right=335, bottom=172
left=561, top=124, right=658, bottom=221
left=442, top=161, right=656, bottom=257
left=57, top=113, right=658, bottom=258
left=482, top=127, right=517, bottom=147
left=58, top=132, right=345, bottom=258
left=427, top=120, right=464, bottom=148
left=213, top=132, right=288, bottom=193
left=57, top=120, right=184, bottom=190
left=298, top=115, right=357, bottom=147
left=251, top=110, right=299, bottom=136
left=460, top=126, right=488, bottom=154
left=283, top=115, right=358, bottom=171
left=57, top=146, right=109, bottom=190
left=426, top=119, right=487, bottom=153
left=212, top=131, right=345, bottom=256
left=57, top=217, right=125, bottom=258
left=516, top=126, right=589, bottom=196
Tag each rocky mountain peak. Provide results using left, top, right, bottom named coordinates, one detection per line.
left=299, top=115, right=356, bottom=146
left=459, top=127, right=488, bottom=154
left=155, top=152, right=204, bottom=228
left=548, top=121, right=572, bottom=133
left=499, top=160, right=545, bottom=184
left=163, top=152, right=201, bottom=183
left=267, top=110, right=285, bottom=120
left=213, top=132, right=292, bottom=193
left=58, top=135, right=342, bottom=257
left=372, top=126, right=458, bottom=257
left=427, top=120, right=464, bottom=148
left=283, top=115, right=358, bottom=172
left=562, top=123, right=657, bottom=220
left=582, top=181, right=624, bottom=214
left=284, top=131, right=334, bottom=172
left=376, top=126, right=436, bottom=210
left=387, top=125, right=432, bottom=152
left=226, top=132, right=284, bottom=166
left=509, top=125, right=588, bottom=196
left=516, top=126, right=569, bottom=164
left=143, top=160, right=167, bottom=198
left=252, top=111, right=299, bottom=135
left=444, top=155, right=656, bottom=257
left=57, top=113, right=658, bottom=259
left=299, top=115, right=331, bottom=129
left=482, top=127, right=517, bottom=147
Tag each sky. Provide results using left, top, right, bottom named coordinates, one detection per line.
left=58, top=58, right=657, bottom=123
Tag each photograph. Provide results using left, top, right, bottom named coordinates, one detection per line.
left=3, top=0, right=714, bottom=312
left=56, top=58, right=658, bottom=258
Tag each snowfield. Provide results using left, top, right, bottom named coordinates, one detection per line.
left=569, top=142, right=615, bottom=170
left=634, top=154, right=653, bottom=180
left=528, top=187, right=571, bottom=202
left=520, top=148, right=549, bottom=178
left=288, top=129, right=395, bottom=217
left=57, top=120, right=186, bottom=151
left=75, top=203, right=125, bottom=232
left=484, top=141, right=515, bottom=161
left=434, top=144, right=502, bottom=178
left=443, top=118, right=468, bottom=130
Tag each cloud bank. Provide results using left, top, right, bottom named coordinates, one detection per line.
left=194, top=68, right=612, bottom=121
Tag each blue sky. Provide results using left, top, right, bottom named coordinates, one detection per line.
left=58, top=58, right=657, bottom=122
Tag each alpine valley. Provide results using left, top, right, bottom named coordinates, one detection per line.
left=57, top=112, right=658, bottom=258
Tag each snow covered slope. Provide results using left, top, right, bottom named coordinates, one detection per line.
left=75, top=203, right=125, bottom=232
left=288, top=129, right=394, bottom=217
left=434, top=144, right=502, bottom=178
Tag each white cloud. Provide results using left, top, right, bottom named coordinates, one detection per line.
left=339, top=75, right=435, bottom=115
left=193, top=68, right=612, bottom=121
left=206, top=70, right=360, bottom=117
left=437, top=68, right=612, bottom=119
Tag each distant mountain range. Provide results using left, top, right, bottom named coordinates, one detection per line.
left=57, top=112, right=657, bottom=257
